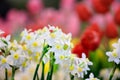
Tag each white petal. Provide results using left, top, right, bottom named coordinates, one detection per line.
left=82, top=53, right=86, bottom=58
left=89, top=73, right=94, bottom=78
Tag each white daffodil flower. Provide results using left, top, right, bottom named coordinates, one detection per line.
left=106, top=39, right=120, bottom=64
left=112, top=39, right=120, bottom=49
left=106, top=49, right=120, bottom=64
left=20, top=29, right=32, bottom=43
left=0, top=56, right=10, bottom=69
left=66, top=53, right=93, bottom=78
left=0, top=35, right=11, bottom=48
left=7, top=50, right=26, bottom=67
left=85, top=73, right=99, bottom=80
left=19, top=59, right=29, bottom=72
left=0, top=40, right=6, bottom=48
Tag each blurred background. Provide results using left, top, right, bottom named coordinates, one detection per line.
left=0, top=0, right=120, bottom=79
left=0, top=0, right=120, bottom=37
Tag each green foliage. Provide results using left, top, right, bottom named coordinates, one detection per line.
left=89, top=49, right=113, bottom=77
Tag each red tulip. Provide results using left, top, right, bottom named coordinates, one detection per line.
left=114, top=8, right=120, bottom=25
left=105, top=22, right=118, bottom=38
left=75, top=3, right=92, bottom=21
left=92, top=0, right=109, bottom=13
left=81, top=30, right=101, bottom=51
left=86, top=23, right=103, bottom=38
left=100, top=0, right=114, bottom=6
left=72, top=43, right=89, bottom=57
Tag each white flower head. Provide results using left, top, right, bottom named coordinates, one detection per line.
left=106, top=49, right=120, bottom=64
left=0, top=35, right=11, bottom=48
left=19, top=59, right=30, bottom=72
left=7, top=49, right=26, bottom=67
left=66, top=53, right=93, bottom=78
left=0, top=56, right=10, bottom=69
left=85, top=73, right=99, bottom=80
left=112, top=39, right=120, bottom=49
left=106, top=39, right=120, bottom=64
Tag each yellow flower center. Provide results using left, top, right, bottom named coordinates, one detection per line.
left=55, top=44, right=61, bottom=50
left=22, top=62, right=27, bottom=67
left=59, top=55, right=65, bottom=60
left=13, top=53, right=19, bottom=60
left=69, top=65, right=74, bottom=71
left=22, top=45, right=27, bottom=50
left=27, top=50, right=32, bottom=55
left=112, top=50, right=118, bottom=58
left=29, top=57, right=32, bottom=61
left=26, top=35, right=31, bottom=40
left=78, top=67, right=83, bottom=72
left=1, top=58, right=7, bottom=64
left=35, top=52, right=40, bottom=59
left=32, top=42, right=38, bottom=47
left=50, top=33, right=56, bottom=38
left=91, top=78, right=97, bottom=80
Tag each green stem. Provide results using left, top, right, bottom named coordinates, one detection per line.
left=11, top=67, right=16, bottom=80
left=33, top=55, right=43, bottom=80
left=46, top=52, right=55, bottom=80
left=40, top=62, right=45, bottom=80
left=109, top=64, right=117, bottom=80
left=33, top=42, right=50, bottom=80
left=70, top=74, right=74, bottom=80
left=5, top=68, right=8, bottom=80
left=37, top=73, right=39, bottom=80
left=48, top=63, right=54, bottom=80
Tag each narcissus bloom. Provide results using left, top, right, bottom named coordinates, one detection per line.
left=106, top=39, right=120, bottom=64
left=85, top=73, right=99, bottom=80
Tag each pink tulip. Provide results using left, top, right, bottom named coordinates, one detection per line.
left=60, top=0, right=75, bottom=11
left=105, top=13, right=113, bottom=23
left=0, top=19, right=11, bottom=36
left=27, top=0, right=43, bottom=15
left=7, top=9, right=27, bottom=26
left=63, top=12, right=80, bottom=37
left=111, top=1, right=120, bottom=11
left=89, top=14, right=106, bottom=30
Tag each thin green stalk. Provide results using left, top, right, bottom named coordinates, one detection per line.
left=109, top=64, right=117, bottom=80
left=5, top=68, right=8, bottom=80
left=70, top=74, right=74, bottom=80
left=46, top=72, right=50, bottom=80
left=11, top=67, right=16, bottom=80
left=40, top=62, right=45, bottom=80
left=33, top=55, right=43, bottom=80
left=37, top=73, right=39, bottom=80
left=46, top=52, right=55, bottom=80
left=33, top=41, right=50, bottom=80
left=48, top=62, right=54, bottom=80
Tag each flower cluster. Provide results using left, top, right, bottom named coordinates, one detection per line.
left=106, top=39, right=120, bottom=64
left=61, top=53, right=93, bottom=78
left=0, top=25, right=94, bottom=80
